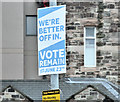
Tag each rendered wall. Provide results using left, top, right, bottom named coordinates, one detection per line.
left=2, top=2, right=24, bottom=79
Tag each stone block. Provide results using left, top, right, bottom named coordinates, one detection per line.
left=102, top=60, right=109, bottom=63
left=97, top=56, right=103, bottom=60
left=97, top=50, right=101, bottom=56
left=97, top=33, right=105, bottom=38
left=67, top=26, right=76, bottom=30
left=97, top=41, right=106, bottom=46
left=105, top=56, right=112, bottom=59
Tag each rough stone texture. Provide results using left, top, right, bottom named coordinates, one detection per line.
left=74, top=87, right=105, bottom=101
left=58, top=1, right=119, bottom=84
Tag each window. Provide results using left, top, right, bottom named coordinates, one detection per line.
left=81, top=95, right=86, bottom=98
left=84, top=27, right=96, bottom=67
left=26, top=16, right=37, bottom=35
left=90, top=92, right=97, bottom=95
left=8, top=88, right=15, bottom=92
left=12, top=95, right=19, bottom=98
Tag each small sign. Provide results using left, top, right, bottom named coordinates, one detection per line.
left=37, top=5, right=66, bottom=75
left=42, top=89, right=60, bottom=101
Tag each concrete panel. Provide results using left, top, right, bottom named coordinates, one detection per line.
left=0, top=0, right=2, bottom=81
left=24, top=55, right=41, bottom=79
left=24, top=2, right=40, bottom=79
left=2, top=54, right=24, bottom=79
left=24, top=36, right=37, bottom=51
left=0, top=53, right=2, bottom=80
left=2, top=2, right=24, bottom=79
left=2, top=2, right=24, bottom=49
left=24, top=2, right=40, bottom=15
left=0, top=0, right=2, bottom=49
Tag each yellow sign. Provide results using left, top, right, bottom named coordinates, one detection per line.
left=42, top=89, right=60, bottom=102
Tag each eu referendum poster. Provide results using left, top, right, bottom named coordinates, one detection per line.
left=37, top=5, right=66, bottom=75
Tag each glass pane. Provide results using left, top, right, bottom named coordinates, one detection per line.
left=86, top=27, right=94, bottom=37
left=26, top=16, right=37, bottom=35
left=86, top=39, right=95, bottom=47
left=85, top=39, right=95, bottom=66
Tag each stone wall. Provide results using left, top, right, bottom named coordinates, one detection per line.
left=74, top=87, right=105, bottom=101
left=58, top=1, right=119, bottom=84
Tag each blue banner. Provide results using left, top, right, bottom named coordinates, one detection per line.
left=37, top=5, right=66, bottom=75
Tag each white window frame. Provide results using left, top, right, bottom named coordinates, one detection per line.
left=84, top=26, right=96, bottom=67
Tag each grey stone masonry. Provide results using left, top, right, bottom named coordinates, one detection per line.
left=58, top=1, right=119, bottom=84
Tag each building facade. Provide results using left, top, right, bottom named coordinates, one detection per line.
left=0, top=0, right=120, bottom=84
left=0, top=0, right=120, bottom=101
left=63, top=0, right=120, bottom=84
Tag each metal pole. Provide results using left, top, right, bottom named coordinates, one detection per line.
left=49, top=0, right=57, bottom=6
left=49, top=0, right=59, bottom=90
left=51, top=74, right=59, bottom=89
